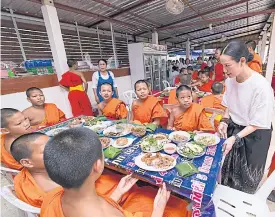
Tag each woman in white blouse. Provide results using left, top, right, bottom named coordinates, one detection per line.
left=218, top=40, right=274, bottom=194
left=92, top=59, right=119, bottom=104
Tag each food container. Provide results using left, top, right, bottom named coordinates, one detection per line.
left=131, top=126, right=147, bottom=137
left=169, top=131, right=191, bottom=144
left=69, top=119, right=84, bottom=128
left=163, top=143, right=177, bottom=154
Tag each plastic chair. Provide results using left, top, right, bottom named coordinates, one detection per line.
left=213, top=171, right=275, bottom=217
left=0, top=185, right=40, bottom=217
left=123, top=90, right=137, bottom=107
left=1, top=165, right=20, bottom=184
left=162, top=80, right=170, bottom=89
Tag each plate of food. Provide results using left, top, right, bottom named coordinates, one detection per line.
left=103, top=124, right=133, bottom=138
left=112, top=137, right=135, bottom=149
left=99, top=137, right=114, bottom=149
left=139, top=136, right=165, bottom=153
left=153, top=133, right=169, bottom=141
left=194, top=133, right=220, bottom=146
left=135, top=153, right=176, bottom=172
left=85, top=125, right=106, bottom=134
left=68, top=118, right=84, bottom=128
left=177, top=142, right=206, bottom=158
left=131, top=125, right=147, bottom=137
left=169, top=131, right=191, bottom=144
left=45, top=127, right=69, bottom=137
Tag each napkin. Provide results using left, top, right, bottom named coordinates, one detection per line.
left=175, top=162, right=199, bottom=178
left=146, top=123, right=157, bottom=133
left=104, top=146, right=121, bottom=159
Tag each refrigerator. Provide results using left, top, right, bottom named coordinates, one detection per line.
left=128, top=43, right=167, bottom=91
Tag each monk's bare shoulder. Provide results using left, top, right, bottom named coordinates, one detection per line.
left=22, top=106, right=34, bottom=116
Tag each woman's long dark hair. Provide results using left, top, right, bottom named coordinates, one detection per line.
left=222, top=40, right=253, bottom=62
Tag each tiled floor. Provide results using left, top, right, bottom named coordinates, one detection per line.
left=1, top=117, right=275, bottom=216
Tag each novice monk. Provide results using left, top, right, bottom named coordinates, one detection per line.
left=98, top=83, right=128, bottom=120
left=1, top=108, right=32, bottom=170
left=200, top=82, right=226, bottom=130
left=11, top=133, right=59, bottom=207
left=167, top=85, right=214, bottom=132
left=200, top=82, right=226, bottom=111
left=23, top=87, right=66, bottom=130
left=40, top=128, right=191, bottom=217
left=59, top=59, right=93, bottom=116
left=131, top=80, right=167, bottom=125
left=246, top=40, right=262, bottom=74
left=192, top=70, right=214, bottom=93
left=11, top=132, right=126, bottom=208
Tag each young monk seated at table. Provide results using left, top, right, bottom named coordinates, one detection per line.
left=167, top=85, right=214, bottom=132
left=98, top=83, right=128, bottom=120
left=131, top=80, right=167, bottom=125
left=200, top=82, right=226, bottom=130
left=23, top=87, right=66, bottom=130
left=1, top=108, right=32, bottom=170
left=40, top=128, right=191, bottom=217
left=191, top=69, right=214, bottom=93
left=11, top=132, right=126, bottom=208
left=200, top=82, right=226, bottom=110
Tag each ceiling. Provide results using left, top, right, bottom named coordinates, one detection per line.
left=1, top=0, right=274, bottom=49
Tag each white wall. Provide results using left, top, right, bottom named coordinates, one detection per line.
left=0, top=75, right=132, bottom=118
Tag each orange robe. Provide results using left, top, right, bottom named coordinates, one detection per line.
left=102, top=98, right=128, bottom=120
left=132, top=96, right=167, bottom=124
left=40, top=186, right=191, bottom=217
left=40, top=187, right=143, bottom=217
left=168, top=89, right=179, bottom=105
left=198, top=80, right=214, bottom=93
left=14, top=168, right=125, bottom=208
left=200, top=94, right=226, bottom=131
left=200, top=94, right=226, bottom=111
left=14, top=168, right=46, bottom=208
left=1, top=134, right=23, bottom=170
left=268, top=152, right=275, bottom=177
left=248, top=53, right=262, bottom=73
left=174, top=103, right=214, bottom=132
left=122, top=186, right=192, bottom=217
left=32, top=103, right=66, bottom=130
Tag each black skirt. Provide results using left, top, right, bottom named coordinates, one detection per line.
left=221, top=119, right=272, bottom=194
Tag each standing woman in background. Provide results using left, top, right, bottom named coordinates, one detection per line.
left=92, top=59, right=119, bottom=104
left=218, top=41, right=274, bottom=194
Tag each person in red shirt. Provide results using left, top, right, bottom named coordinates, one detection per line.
left=191, top=68, right=214, bottom=93
left=213, top=48, right=225, bottom=82
left=197, top=56, right=207, bottom=71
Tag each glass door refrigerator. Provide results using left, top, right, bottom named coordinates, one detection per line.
left=128, top=43, right=167, bottom=91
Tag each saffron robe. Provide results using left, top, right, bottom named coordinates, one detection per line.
left=132, top=96, right=167, bottom=124
left=32, top=103, right=66, bottom=130
left=1, top=134, right=23, bottom=170
left=173, top=104, right=214, bottom=132
left=101, top=98, right=128, bottom=120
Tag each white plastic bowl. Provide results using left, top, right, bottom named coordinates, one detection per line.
left=163, top=143, right=177, bottom=154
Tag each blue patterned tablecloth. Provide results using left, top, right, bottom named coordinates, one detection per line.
left=39, top=118, right=224, bottom=217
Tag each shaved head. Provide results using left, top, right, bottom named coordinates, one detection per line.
left=211, top=82, right=224, bottom=95
left=10, top=132, right=47, bottom=163
left=1, top=108, right=20, bottom=128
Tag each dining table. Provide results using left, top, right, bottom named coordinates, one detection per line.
left=39, top=116, right=224, bottom=217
